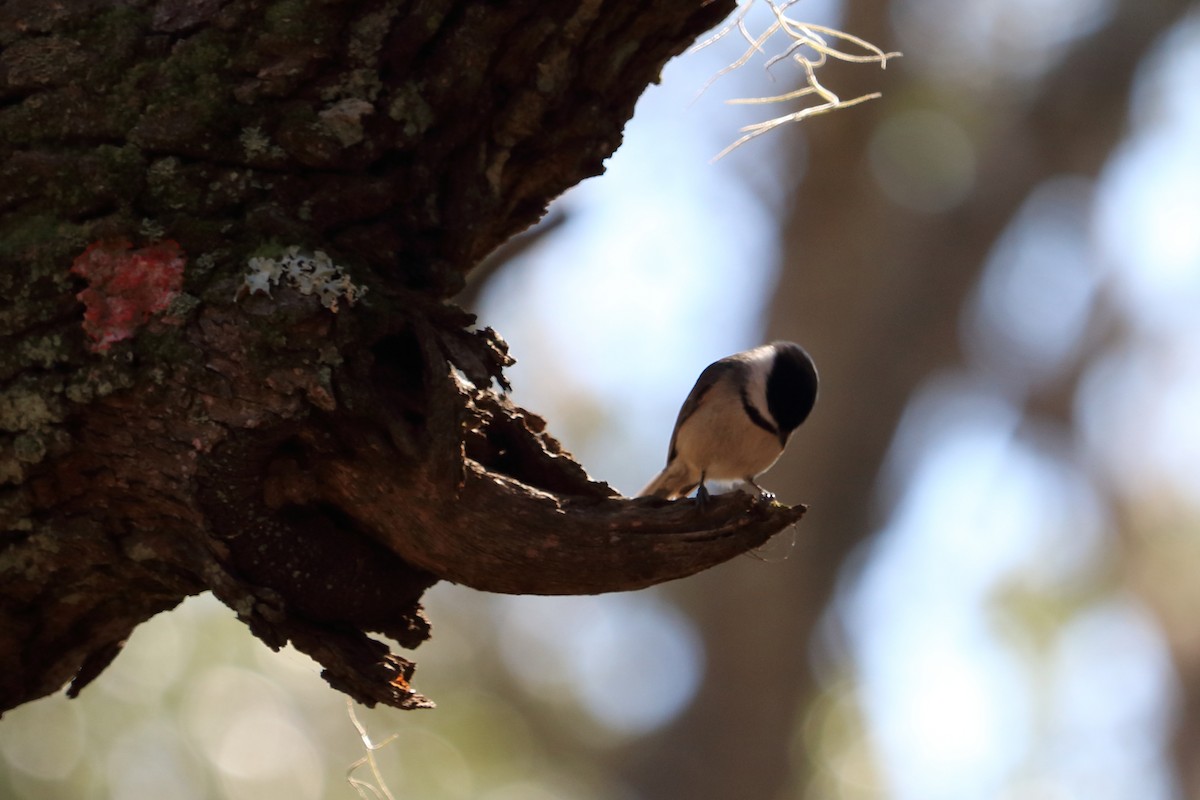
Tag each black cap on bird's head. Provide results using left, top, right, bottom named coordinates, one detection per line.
left=766, top=341, right=818, bottom=438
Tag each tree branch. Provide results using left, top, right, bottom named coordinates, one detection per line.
left=322, top=416, right=807, bottom=596
left=188, top=293, right=805, bottom=705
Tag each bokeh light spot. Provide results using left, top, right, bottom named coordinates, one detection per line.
left=106, top=720, right=205, bottom=800
left=0, top=696, right=86, bottom=781
left=496, top=592, right=704, bottom=737
left=181, top=666, right=324, bottom=800
left=868, top=109, right=976, bottom=213
left=965, top=177, right=1100, bottom=388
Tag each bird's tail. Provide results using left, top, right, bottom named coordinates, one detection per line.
left=639, top=460, right=698, bottom=499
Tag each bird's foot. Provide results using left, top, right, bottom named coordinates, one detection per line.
left=695, top=482, right=711, bottom=510
left=745, top=478, right=776, bottom=504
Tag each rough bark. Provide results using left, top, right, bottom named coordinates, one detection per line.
left=0, top=0, right=819, bottom=717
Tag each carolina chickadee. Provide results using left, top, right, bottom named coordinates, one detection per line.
left=640, top=341, right=818, bottom=502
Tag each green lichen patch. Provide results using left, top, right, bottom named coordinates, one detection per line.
left=12, top=432, right=47, bottom=465
left=157, top=27, right=234, bottom=92
left=0, top=214, right=91, bottom=285
left=77, top=6, right=147, bottom=87
left=386, top=83, right=435, bottom=142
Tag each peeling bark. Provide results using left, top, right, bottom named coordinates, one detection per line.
left=0, top=0, right=815, bottom=716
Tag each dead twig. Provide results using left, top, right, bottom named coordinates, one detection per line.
left=696, top=0, right=900, bottom=160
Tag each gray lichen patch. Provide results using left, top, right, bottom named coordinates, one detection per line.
left=239, top=125, right=270, bottom=156
left=64, top=365, right=136, bottom=406
left=386, top=83, right=434, bottom=141
left=347, top=1, right=401, bottom=65
left=0, top=380, right=64, bottom=433
left=317, top=99, right=375, bottom=147
left=239, top=126, right=286, bottom=163
left=139, top=217, right=166, bottom=241
left=18, top=334, right=68, bottom=370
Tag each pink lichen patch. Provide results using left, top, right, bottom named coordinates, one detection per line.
left=70, top=239, right=185, bottom=352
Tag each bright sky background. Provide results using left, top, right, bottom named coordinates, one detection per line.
left=462, top=2, right=1200, bottom=797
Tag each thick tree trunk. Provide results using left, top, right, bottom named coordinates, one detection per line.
left=0, top=0, right=817, bottom=716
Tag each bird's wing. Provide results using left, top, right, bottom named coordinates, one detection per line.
left=665, top=358, right=742, bottom=462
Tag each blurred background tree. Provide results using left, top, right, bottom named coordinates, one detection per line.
left=3, top=0, right=1198, bottom=798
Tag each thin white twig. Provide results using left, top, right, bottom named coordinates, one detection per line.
left=701, top=0, right=901, bottom=160
left=346, top=700, right=400, bottom=800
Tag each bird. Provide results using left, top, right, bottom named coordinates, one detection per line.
left=640, top=341, right=818, bottom=503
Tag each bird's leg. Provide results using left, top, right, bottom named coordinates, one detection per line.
left=745, top=477, right=776, bottom=503
left=695, top=472, right=710, bottom=509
